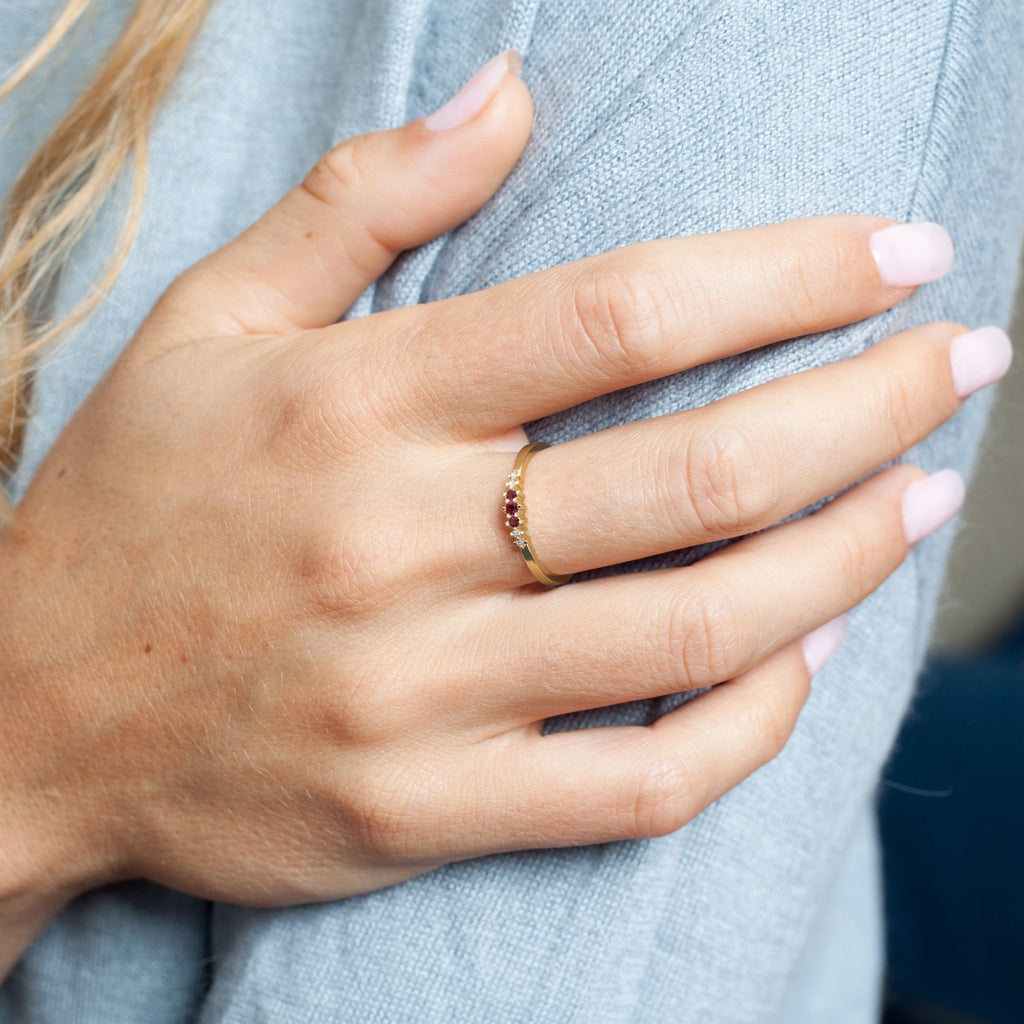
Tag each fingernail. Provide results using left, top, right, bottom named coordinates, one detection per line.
left=802, top=616, right=848, bottom=676
left=424, top=50, right=522, bottom=132
left=902, top=469, right=965, bottom=545
left=870, top=222, right=955, bottom=288
left=950, top=326, right=1013, bottom=399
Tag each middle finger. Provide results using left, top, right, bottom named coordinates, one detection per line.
left=341, top=215, right=953, bottom=441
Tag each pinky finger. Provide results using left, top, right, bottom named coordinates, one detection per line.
left=480, top=634, right=840, bottom=852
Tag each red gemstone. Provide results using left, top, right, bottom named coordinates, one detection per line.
left=505, top=500, right=518, bottom=516
left=506, top=489, right=517, bottom=501
left=509, top=516, right=520, bottom=528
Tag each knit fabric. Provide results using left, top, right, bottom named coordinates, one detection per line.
left=2, top=1, right=1022, bottom=1020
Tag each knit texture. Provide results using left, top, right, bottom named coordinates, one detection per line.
left=2, top=1, right=1023, bottom=1020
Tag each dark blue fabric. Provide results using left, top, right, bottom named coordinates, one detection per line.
left=881, top=612, right=1024, bottom=1024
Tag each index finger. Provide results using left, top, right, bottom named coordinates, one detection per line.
left=353, top=216, right=953, bottom=439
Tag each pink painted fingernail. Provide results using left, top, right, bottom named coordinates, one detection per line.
left=950, top=326, right=1013, bottom=399
left=424, top=50, right=522, bottom=132
left=802, top=616, right=848, bottom=676
left=902, top=469, right=965, bottom=545
left=870, top=222, right=955, bottom=288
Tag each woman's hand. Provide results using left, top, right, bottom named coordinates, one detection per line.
left=0, top=52, right=1008, bottom=968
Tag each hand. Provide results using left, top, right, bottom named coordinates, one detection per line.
left=0, top=54, right=1002, bottom=967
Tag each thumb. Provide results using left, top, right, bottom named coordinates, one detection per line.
left=156, top=50, right=532, bottom=340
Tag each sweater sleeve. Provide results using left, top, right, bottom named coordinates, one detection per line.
left=5, top=1, right=1022, bottom=1022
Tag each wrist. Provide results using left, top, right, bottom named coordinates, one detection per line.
left=0, top=526, right=124, bottom=940
left=0, top=711, right=86, bottom=978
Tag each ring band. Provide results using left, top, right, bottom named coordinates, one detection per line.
left=504, top=442, right=572, bottom=587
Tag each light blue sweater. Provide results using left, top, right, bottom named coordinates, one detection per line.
left=2, top=1, right=1023, bottom=1020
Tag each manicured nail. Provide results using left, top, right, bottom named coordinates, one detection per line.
left=950, top=326, right=1013, bottom=399
left=424, top=50, right=522, bottom=132
left=802, top=616, right=848, bottom=676
left=870, top=222, right=955, bottom=288
left=902, top=469, right=965, bottom=545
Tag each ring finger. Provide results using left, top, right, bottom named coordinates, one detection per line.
left=459, top=462, right=951, bottom=727
left=459, top=319, right=1005, bottom=588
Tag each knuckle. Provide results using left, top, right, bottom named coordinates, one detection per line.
left=825, top=521, right=880, bottom=605
left=876, top=368, right=921, bottom=453
left=735, top=686, right=800, bottom=759
left=303, top=138, right=369, bottom=206
left=342, top=755, right=447, bottom=860
left=777, top=243, right=840, bottom=323
left=767, top=230, right=862, bottom=326
left=311, top=674, right=392, bottom=750
left=566, top=256, right=673, bottom=380
left=265, top=351, right=378, bottom=459
left=667, top=583, right=742, bottom=686
left=300, top=141, right=392, bottom=278
left=629, top=753, right=695, bottom=838
left=299, top=521, right=411, bottom=618
left=674, top=420, right=770, bottom=538
left=144, top=262, right=227, bottom=342
left=312, top=651, right=428, bottom=752
left=340, top=765, right=415, bottom=858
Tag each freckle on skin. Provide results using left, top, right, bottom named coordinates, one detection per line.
left=144, top=643, right=152, bottom=654
left=305, top=231, right=313, bottom=240
left=180, top=653, right=188, bottom=663
left=57, top=468, right=66, bottom=478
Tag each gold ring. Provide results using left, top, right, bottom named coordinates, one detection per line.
left=504, top=442, right=572, bottom=587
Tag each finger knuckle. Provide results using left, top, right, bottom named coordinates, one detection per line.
left=303, top=138, right=369, bottom=206
left=667, top=583, right=741, bottom=686
left=825, top=521, right=880, bottom=605
left=343, top=753, right=451, bottom=860
left=309, top=685, right=385, bottom=761
left=876, top=368, right=921, bottom=454
left=266, top=353, right=377, bottom=459
left=340, top=764, right=419, bottom=858
left=776, top=243, right=843, bottom=324
left=674, top=420, right=770, bottom=538
left=629, top=753, right=695, bottom=838
left=566, top=256, right=673, bottom=380
left=735, top=687, right=800, bottom=759
left=299, top=522, right=411, bottom=618
left=144, top=262, right=227, bottom=342
left=765, top=227, right=870, bottom=326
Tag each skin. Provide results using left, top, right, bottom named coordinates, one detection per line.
left=0, top=67, right=969, bottom=977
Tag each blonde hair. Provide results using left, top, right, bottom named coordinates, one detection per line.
left=0, top=0, right=211, bottom=487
